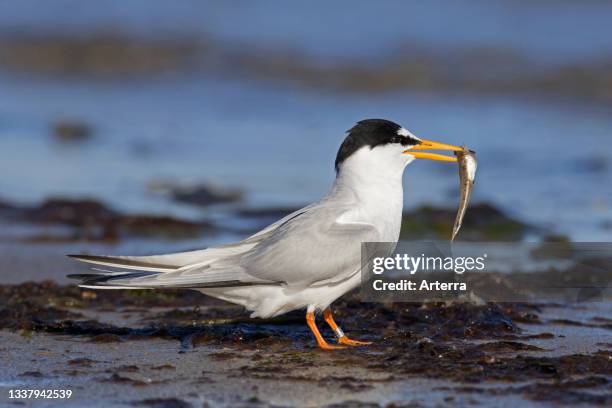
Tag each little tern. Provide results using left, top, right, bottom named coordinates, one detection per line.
left=69, top=119, right=463, bottom=349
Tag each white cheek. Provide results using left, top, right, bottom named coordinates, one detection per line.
left=377, top=144, right=407, bottom=157
left=374, top=144, right=415, bottom=167
left=404, top=153, right=416, bottom=163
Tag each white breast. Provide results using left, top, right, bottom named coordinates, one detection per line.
left=331, top=144, right=408, bottom=243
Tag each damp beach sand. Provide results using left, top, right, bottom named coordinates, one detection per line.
left=0, top=257, right=610, bottom=407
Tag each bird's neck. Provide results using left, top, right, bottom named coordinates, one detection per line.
left=332, top=159, right=405, bottom=209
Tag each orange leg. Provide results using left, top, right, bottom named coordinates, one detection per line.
left=306, top=310, right=345, bottom=350
left=323, top=308, right=372, bottom=346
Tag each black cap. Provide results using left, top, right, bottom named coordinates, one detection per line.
left=335, top=119, right=421, bottom=171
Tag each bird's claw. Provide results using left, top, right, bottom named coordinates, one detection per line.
left=317, top=342, right=346, bottom=350
left=338, top=336, right=372, bottom=346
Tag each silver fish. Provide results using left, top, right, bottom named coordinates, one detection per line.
left=451, top=147, right=477, bottom=241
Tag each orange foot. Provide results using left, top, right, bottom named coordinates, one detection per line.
left=306, top=310, right=347, bottom=350
left=317, top=341, right=347, bottom=350
left=338, top=336, right=372, bottom=346
left=323, top=307, right=373, bottom=347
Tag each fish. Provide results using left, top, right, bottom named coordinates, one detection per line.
left=451, top=147, right=477, bottom=241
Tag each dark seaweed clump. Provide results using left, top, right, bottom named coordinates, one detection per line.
left=1, top=281, right=610, bottom=404
left=132, top=398, right=193, bottom=408
left=400, top=203, right=530, bottom=241
left=239, top=202, right=533, bottom=241
left=0, top=198, right=215, bottom=242
left=0, top=196, right=539, bottom=243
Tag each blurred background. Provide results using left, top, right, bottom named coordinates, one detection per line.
left=1, top=0, right=612, bottom=278
left=2, top=5, right=611, bottom=405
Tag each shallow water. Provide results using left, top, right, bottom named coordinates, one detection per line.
left=0, top=1, right=611, bottom=243
left=1, top=74, right=611, bottom=240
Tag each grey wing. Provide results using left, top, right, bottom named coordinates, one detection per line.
left=237, top=206, right=380, bottom=286
left=70, top=203, right=377, bottom=289
left=138, top=204, right=378, bottom=288
left=71, top=204, right=319, bottom=288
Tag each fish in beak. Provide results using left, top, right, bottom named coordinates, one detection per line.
left=403, top=139, right=463, bottom=162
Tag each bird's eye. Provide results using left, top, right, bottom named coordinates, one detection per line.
left=391, top=136, right=419, bottom=146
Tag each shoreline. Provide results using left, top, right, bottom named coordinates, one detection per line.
left=0, top=281, right=610, bottom=407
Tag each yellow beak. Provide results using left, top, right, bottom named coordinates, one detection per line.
left=403, top=139, right=463, bottom=162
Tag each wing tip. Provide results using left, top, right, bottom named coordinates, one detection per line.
left=67, top=254, right=107, bottom=261
left=66, top=254, right=177, bottom=271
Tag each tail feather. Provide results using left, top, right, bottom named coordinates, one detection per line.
left=68, top=268, right=268, bottom=290
left=67, top=240, right=264, bottom=290
left=67, top=270, right=160, bottom=289
left=67, top=254, right=178, bottom=272
left=67, top=253, right=175, bottom=289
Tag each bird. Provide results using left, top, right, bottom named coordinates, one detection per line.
left=68, top=119, right=462, bottom=350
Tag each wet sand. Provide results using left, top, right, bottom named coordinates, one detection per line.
left=0, top=331, right=470, bottom=408
left=0, top=277, right=610, bottom=407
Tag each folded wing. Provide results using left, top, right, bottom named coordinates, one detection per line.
left=68, top=202, right=378, bottom=289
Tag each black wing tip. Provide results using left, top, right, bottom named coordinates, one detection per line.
left=66, top=272, right=112, bottom=281
left=67, top=254, right=121, bottom=263
left=66, top=273, right=106, bottom=286
left=67, top=254, right=102, bottom=260
left=67, top=273, right=92, bottom=280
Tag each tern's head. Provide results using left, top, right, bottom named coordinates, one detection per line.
left=334, top=119, right=463, bottom=177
